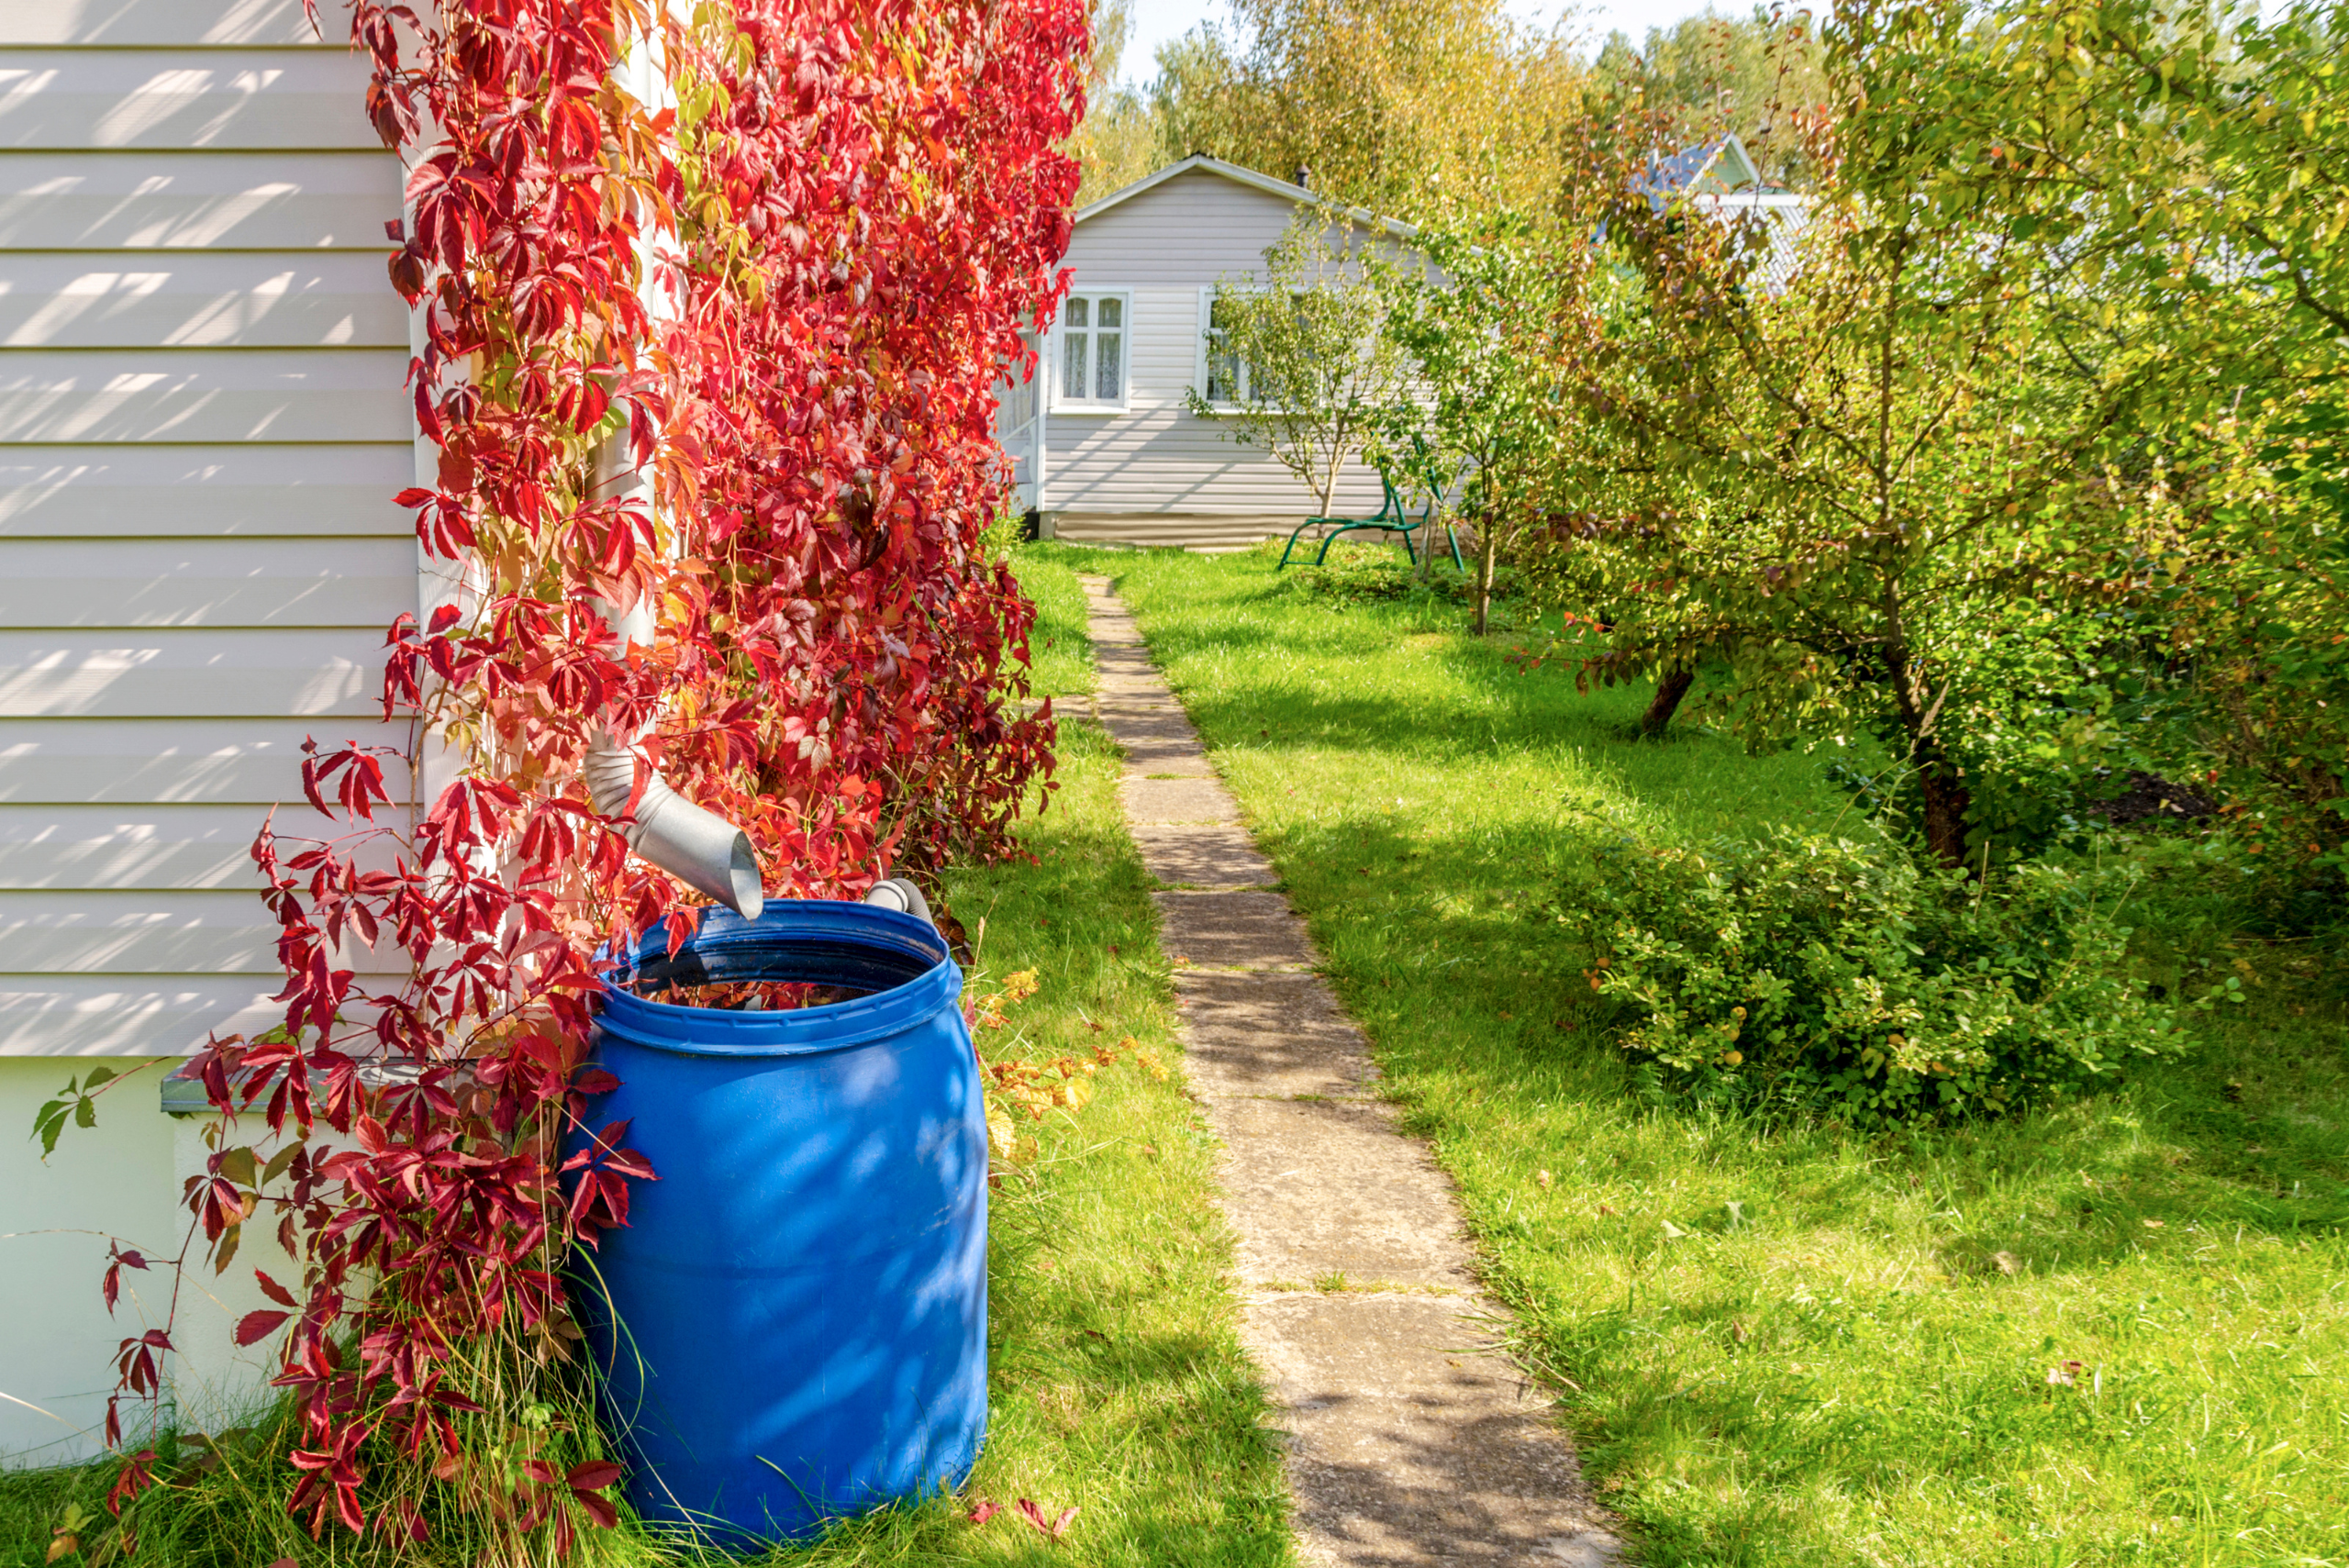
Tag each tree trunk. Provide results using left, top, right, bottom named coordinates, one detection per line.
left=1878, top=599, right=1972, bottom=870
left=1640, top=667, right=1695, bottom=736
left=1474, top=517, right=1498, bottom=635
left=1918, top=751, right=1974, bottom=871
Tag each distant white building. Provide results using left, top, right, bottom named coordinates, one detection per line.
left=1000, top=156, right=1412, bottom=552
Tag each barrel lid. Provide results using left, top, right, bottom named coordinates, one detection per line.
left=594, top=900, right=962, bottom=1058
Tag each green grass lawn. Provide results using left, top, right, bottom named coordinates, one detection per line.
left=1, top=550, right=1288, bottom=1568
left=1024, top=539, right=2349, bottom=1568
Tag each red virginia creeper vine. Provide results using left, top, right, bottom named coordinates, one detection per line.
left=82, top=0, right=1085, bottom=1552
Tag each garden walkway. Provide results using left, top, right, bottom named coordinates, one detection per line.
left=1074, top=575, right=1622, bottom=1566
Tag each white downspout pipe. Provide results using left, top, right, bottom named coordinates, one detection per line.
left=581, top=409, right=766, bottom=920
left=578, top=20, right=763, bottom=919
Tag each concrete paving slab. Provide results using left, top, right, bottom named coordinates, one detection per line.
left=1243, top=1293, right=1620, bottom=1566
left=1096, top=697, right=1185, bottom=720
left=1173, top=971, right=1370, bottom=1070
left=1122, top=775, right=1242, bottom=825
left=1131, top=822, right=1277, bottom=884
left=1098, top=710, right=1197, bottom=740
left=1119, top=743, right=1219, bottom=778
left=1208, top=1096, right=1475, bottom=1288
left=1174, top=967, right=1361, bottom=1026
left=1180, top=1029, right=1374, bottom=1104
left=1152, top=889, right=1319, bottom=969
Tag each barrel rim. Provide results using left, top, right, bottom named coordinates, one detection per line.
left=593, top=900, right=962, bottom=1058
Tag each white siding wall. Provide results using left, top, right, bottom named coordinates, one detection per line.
left=1, top=0, right=412, bottom=1463
left=1044, top=169, right=1386, bottom=521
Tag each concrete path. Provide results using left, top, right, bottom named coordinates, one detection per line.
left=1074, top=575, right=1623, bottom=1567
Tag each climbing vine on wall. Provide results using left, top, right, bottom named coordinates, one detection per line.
left=79, top=0, right=1085, bottom=1552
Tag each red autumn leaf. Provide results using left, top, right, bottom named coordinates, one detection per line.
left=1015, top=1498, right=1078, bottom=1540
left=254, top=1269, right=300, bottom=1308
left=106, top=1450, right=158, bottom=1516
left=566, top=1461, right=623, bottom=1492
left=234, top=1310, right=290, bottom=1347
left=968, top=1496, right=1000, bottom=1525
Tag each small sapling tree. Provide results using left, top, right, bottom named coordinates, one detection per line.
left=1187, top=218, right=1411, bottom=519
left=1372, top=212, right=1584, bottom=633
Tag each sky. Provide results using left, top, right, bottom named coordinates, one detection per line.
left=1117, top=0, right=1730, bottom=87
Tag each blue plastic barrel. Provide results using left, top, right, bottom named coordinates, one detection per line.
left=570, top=901, right=986, bottom=1544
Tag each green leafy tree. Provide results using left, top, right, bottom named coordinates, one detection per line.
left=1372, top=213, right=1585, bottom=632
left=1150, top=0, right=1586, bottom=217
left=1186, top=219, right=1412, bottom=517
left=1865, top=0, right=2349, bottom=886
left=1590, top=6, right=1831, bottom=188
left=1548, top=12, right=2188, bottom=869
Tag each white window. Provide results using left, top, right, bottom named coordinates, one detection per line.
left=1053, top=291, right=1129, bottom=411
left=1193, top=286, right=1285, bottom=412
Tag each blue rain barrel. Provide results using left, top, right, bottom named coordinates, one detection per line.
left=570, top=900, right=986, bottom=1544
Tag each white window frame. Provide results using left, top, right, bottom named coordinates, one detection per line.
left=1051, top=289, right=1131, bottom=414
left=1192, top=285, right=1308, bottom=415
left=1193, top=285, right=1247, bottom=414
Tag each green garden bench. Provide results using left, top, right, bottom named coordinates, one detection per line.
left=1276, top=476, right=1465, bottom=572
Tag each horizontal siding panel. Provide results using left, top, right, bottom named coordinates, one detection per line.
left=0, top=347, right=408, bottom=443
left=0, top=974, right=287, bottom=1055
left=0, top=804, right=272, bottom=888
left=1046, top=408, right=1385, bottom=515
left=0, top=888, right=343, bottom=972
left=0, top=250, right=403, bottom=348
left=0, top=444, right=413, bottom=537
left=0, top=0, right=323, bottom=47
left=0, top=537, right=414, bottom=625
left=0, top=802, right=410, bottom=889
left=0, top=49, right=378, bottom=150
left=1052, top=513, right=1310, bottom=552
left=1067, top=170, right=1318, bottom=287
left=0, top=150, right=399, bottom=250
left=0, top=717, right=410, bottom=803
left=0, top=628, right=380, bottom=717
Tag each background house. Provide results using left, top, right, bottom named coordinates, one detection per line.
left=0, top=0, right=416, bottom=1463
left=1636, top=132, right=1810, bottom=293
left=1002, top=156, right=1408, bottom=552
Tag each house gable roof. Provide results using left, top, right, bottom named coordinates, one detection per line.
left=1071, top=155, right=1420, bottom=242
left=1631, top=134, right=1764, bottom=205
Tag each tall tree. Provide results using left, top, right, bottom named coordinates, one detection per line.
left=1875, top=0, right=2349, bottom=877
left=1590, top=6, right=1830, bottom=188
left=1545, top=2, right=2187, bottom=868
left=1067, top=0, right=1169, bottom=202
left=1150, top=0, right=1586, bottom=217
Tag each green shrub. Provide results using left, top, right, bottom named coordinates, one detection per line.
left=1551, top=820, right=2195, bottom=1120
